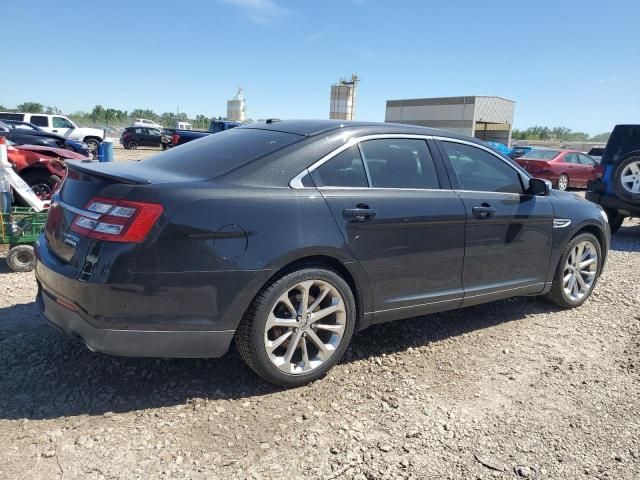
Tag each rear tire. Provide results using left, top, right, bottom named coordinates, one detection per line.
left=127, top=141, right=138, bottom=150
left=545, top=233, right=602, bottom=309
left=235, top=266, right=356, bottom=387
left=557, top=174, right=569, bottom=191
left=613, top=155, right=640, bottom=204
left=6, top=245, right=36, bottom=272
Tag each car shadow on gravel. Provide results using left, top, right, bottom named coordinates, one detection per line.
left=610, top=223, right=640, bottom=252
left=0, top=296, right=562, bottom=421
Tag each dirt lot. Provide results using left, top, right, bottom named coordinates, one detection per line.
left=0, top=150, right=638, bottom=479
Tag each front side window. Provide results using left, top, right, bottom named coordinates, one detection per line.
left=442, top=141, right=524, bottom=194
left=30, top=115, right=48, bottom=127
left=564, top=153, right=579, bottom=164
left=315, top=146, right=368, bottom=187
left=359, top=139, right=439, bottom=189
left=52, top=116, right=73, bottom=128
left=578, top=154, right=595, bottom=165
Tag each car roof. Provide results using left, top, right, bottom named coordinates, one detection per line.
left=240, top=119, right=477, bottom=141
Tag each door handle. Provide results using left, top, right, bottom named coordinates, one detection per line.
left=343, top=206, right=377, bottom=221
left=472, top=204, right=496, bottom=219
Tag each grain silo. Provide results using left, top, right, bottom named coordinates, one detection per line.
left=329, top=74, right=359, bottom=120
left=227, top=88, right=246, bottom=122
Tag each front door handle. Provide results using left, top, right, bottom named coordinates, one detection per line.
left=343, top=206, right=377, bottom=221
left=472, top=204, right=496, bottom=219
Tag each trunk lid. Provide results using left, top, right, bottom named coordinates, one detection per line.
left=516, top=159, right=551, bottom=174
left=45, top=160, right=203, bottom=265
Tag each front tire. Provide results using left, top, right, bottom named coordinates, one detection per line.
left=84, top=138, right=100, bottom=154
left=235, top=267, right=356, bottom=387
left=545, top=233, right=602, bottom=309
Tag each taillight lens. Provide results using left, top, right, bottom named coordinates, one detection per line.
left=595, top=164, right=605, bottom=178
left=70, top=196, right=163, bottom=243
left=172, top=134, right=180, bottom=144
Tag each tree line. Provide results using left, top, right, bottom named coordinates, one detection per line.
left=0, top=101, right=228, bottom=130
left=512, top=126, right=610, bottom=143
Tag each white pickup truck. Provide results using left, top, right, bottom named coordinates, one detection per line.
left=0, top=112, right=105, bottom=153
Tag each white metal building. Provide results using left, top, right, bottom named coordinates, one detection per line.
left=330, top=74, right=359, bottom=120
left=227, top=88, right=246, bottom=122
left=385, top=95, right=515, bottom=145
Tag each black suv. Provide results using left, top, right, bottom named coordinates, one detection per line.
left=120, top=127, right=162, bottom=149
left=586, top=125, right=640, bottom=232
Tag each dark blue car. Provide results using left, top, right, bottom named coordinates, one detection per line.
left=2, top=120, right=90, bottom=157
left=586, top=124, right=640, bottom=232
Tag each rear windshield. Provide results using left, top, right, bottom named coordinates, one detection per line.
left=143, top=128, right=303, bottom=177
left=588, top=147, right=604, bottom=155
left=523, top=150, right=560, bottom=160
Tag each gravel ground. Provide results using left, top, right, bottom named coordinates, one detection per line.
left=0, top=162, right=639, bottom=479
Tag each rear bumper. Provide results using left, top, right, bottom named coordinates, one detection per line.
left=37, top=286, right=235, bottom=358
left=586, top=190, right=640, bottom=216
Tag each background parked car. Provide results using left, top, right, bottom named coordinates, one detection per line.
left=5, top=139, right=85, bottom=200
left=161, top=120, right=242, bottom=149
left=132, top=118, right=163, bottom=130
left=587, top=146, right=606, bottom=163
left=120, top=127, right=162, bottom=149
left=586, top=124, right=640, bottom=233
left=0, top=112, right=104, bottom=153
left=509, top=146, right=536, bottom=159
left=516, top=149, right=598, bottom=190
left=0, top=120, right=90, bottom=157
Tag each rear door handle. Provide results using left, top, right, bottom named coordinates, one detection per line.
left=343, top=206, right=377, bottom=221
left=472, top=204, right=496, bottom=219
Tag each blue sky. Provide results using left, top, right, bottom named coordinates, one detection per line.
left=3, top=0, right=639, bottom=134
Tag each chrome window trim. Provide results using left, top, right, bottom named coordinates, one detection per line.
left=289, top=133, right=531, bottom=190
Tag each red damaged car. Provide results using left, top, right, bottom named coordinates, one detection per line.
left=6, top=140, right=88, bottom=199
left=515, top=149, right=599, bottom=191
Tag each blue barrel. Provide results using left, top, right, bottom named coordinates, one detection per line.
left=98, top=140, right=114, bottom=162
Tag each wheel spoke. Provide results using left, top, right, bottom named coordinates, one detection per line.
left=267, top=330, right=293, bottom=353
left=306, top=329, right=330, bottom=356
left=300, top=337, right=310, bottom=371
left=579, top=257, right=596, bottom=269
left=310, top=302, right=342, bottom=323
left=296, top=282, right=313, bottom=316
left=278, top=294, right=298, bottom=318
left=266, top=313, right=299, bottom=329
left=621, top=174, right=635, bottom=183
left=283, top=330, right=303, bottom=363
left=307, top=287, right=330, bottom=313
left=575, top=272, right=587, bottom=290
left=314, top=323, right=345, bottom=334
left=575, top=244, right=584, bottom=265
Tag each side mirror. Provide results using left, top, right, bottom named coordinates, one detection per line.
left=528, top=178, right=551, bottom=196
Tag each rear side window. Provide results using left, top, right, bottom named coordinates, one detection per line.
left=578, top=154, right=595, bottom=165
left=315, top=146, right=368, bottom=187
left=30, top=115, right=49, bottom=127
left=359, top=139, right=439, bottom=189
left=144, top=128, right=302, bottom=177
left=442, top=141, right=523, bottom=194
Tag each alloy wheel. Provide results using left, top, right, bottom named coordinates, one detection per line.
left=264, top=280, right=347, bottom=375
left=563, top=240, right=598, bottom=302
left=620, top=160, right=640, bottom=194
left=558, top=174, right=568, bottom=191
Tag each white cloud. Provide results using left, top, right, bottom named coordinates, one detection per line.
left=221, top=0, right=288, bottom=24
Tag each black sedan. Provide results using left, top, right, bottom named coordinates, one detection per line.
left=36, top=120, right=610, bottom=387
left=0, top=120, right=90, bottom=157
